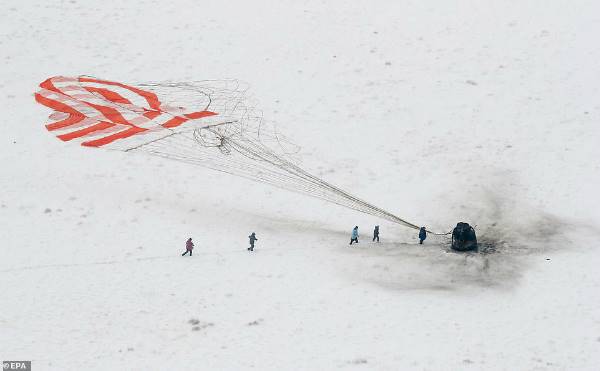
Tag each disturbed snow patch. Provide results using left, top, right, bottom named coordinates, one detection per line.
left=341, top=189, right=590, bottom=291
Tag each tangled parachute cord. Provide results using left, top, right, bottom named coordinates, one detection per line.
left=37, top=76, right=449, bottom=235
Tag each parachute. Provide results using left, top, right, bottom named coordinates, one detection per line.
left=35, top=76, right=430, bottom=231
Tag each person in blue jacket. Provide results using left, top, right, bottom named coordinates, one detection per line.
left=419, top=227, right=427, bottom=244
left=349, top=226, right=359, bottom=245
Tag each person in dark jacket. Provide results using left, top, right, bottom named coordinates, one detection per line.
left=248, top=232, right=258, bottom=251
left=372, top=225, right=380, bottom=242
left=419, top=227, right=427, bottom=244
left=349, top=226, right=359, bottom=245
left=182, top=237, right=194, bottom=256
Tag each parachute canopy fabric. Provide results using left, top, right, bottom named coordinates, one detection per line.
left=35, top=76, right=220, bottom=149
left=35, top=75, right=427, bottom=232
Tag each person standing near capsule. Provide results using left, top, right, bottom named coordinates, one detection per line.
left=372, top=225, right=380, bottom=243
left=349, top=226, right=359, bottom=245
left=419, top=227, right=427, bottom=245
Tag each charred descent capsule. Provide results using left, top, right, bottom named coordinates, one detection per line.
left=451, top=222, right=478, bottom=251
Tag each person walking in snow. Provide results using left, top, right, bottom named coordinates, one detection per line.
left=349, top=226, right=359, bottom=245
left=372, top=225, right=380, bottom=242
left=182, top=237, right=194, bottom=256
left=248, top=232, right=258, bottom=251
left=419, top=227, right=427, bottom=245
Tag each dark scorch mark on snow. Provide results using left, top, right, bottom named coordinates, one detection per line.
left=341, top=183, right=597, bottom=291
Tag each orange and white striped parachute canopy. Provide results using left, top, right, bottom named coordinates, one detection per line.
left=35, top=76, right=218, bottom=148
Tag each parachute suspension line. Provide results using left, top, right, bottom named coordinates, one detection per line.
left=87, top=78, right=444, bottom=235
left=132, top=125, right=422, bottom=231
left=36, top=76, right=445, bottom=234
left=219, top=132, right=421, bottom=229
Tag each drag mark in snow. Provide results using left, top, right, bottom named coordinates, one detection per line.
left=0, top=255, right=180, bottom=274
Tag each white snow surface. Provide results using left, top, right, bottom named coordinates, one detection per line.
left=2, top=1, right=600, bottom=370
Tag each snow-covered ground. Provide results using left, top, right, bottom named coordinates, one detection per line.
left=2, top=1, right=600, bottom=370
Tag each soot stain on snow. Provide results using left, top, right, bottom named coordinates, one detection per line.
left=345, top=187, right=589, bottom=291
left=470, top=188, right=580, bottom=258
left=349, top=242, right=520, bottom=291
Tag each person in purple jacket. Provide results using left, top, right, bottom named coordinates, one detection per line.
left=182, top=238, right=194, bottom=256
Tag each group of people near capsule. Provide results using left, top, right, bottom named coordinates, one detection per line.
left=349, top=225, right=427, bottom=245
left=182, top=225, right=428, bottom=256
